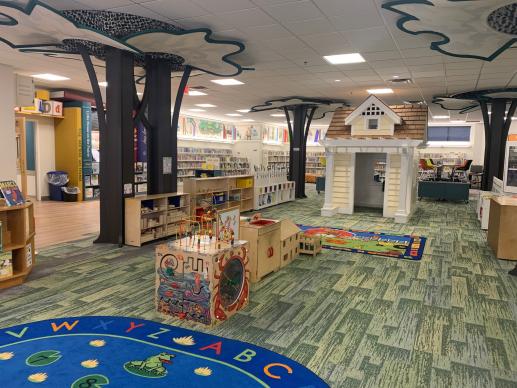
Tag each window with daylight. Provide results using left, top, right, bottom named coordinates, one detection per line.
left=427, top=126, right=471, bottom=146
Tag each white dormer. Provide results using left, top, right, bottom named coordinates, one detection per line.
left=345, top=95, right=402, bottom=137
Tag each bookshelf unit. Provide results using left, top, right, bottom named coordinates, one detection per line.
left=253, top=170, right=295, bottom=210
left=306, top=151, right=326, bottom=175
left=263, top=150, right=289, bottom=170
left=183, top=175, right=255, bottom=218
left=125, top=193, right=190, bottom=247
left=0, top=202, right=35, bottom=289
left=178, top=147, right=250, bottom=183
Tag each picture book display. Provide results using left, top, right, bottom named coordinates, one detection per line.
left=0, top=180, right=25, bottom=207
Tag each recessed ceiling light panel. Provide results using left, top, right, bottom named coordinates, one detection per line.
left=98, top=81, right=108, bottom=87
left=226, top=113, right=242, bottom=117
left=32, top=73, right=70, bottom=81
left=323, top=53, right=365, bottom=65
left=195, top=104, right=216, bottom=108
left=189, top=108, right=206, bottom=112
left=432, top=115, right=449, bottom=119
left=211, top=78, right=244, bottom=85
left=188, top=90, right=207, bottom=96
left=237, top=109, right=250, bottom=113
left=366, top=88, right=393, bottom=94
left=270, top=113, right=285, bottom=117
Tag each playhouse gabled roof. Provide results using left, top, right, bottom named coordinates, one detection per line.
left=325, top=103, right=428, bottom=141
left=344, top=95, right=402, bottom=125
left=280, top=219, right=300, bottom=240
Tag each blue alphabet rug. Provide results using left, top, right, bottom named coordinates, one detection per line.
left=0, top=316, right=327, bottom=387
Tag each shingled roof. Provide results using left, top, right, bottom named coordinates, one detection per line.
left=326, top=103, right=428, bottom=140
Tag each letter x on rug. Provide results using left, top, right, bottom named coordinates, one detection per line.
left=298, top=225, right=427, bottom=260
left=0, top=316, right=328, bottom=387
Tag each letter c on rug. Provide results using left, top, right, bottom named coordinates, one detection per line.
left=263, top=363, right=293, bottom=380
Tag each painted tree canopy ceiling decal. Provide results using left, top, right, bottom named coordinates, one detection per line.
left=0, top=0, right=248, bottom=76
left=250, top=97, right=349, bottom=120
left=382, top=0, right=517, bottom=61
left=433, top=88, right=517, bottom=113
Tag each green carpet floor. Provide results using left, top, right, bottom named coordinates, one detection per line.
left=1, top=186, right=517, bottom=387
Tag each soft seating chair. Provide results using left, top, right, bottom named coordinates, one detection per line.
left=419, top=159, right=436, bottom=180
left=453, top=160, right=473, bottom=182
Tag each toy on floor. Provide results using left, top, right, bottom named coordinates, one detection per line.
left=299, top=232, right=322, bottom=257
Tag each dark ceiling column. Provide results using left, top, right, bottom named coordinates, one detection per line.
left=291, top=105, right=308, bottom=198
left=482, top=99, right=507, bottom=191
left=96, top=47, right=135, bottom=245
left=147, top=58, right=173, bottom=195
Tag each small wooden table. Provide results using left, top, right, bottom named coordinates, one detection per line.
left=487, top=196, right=517, bottom=260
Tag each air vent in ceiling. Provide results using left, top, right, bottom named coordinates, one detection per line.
left=388, top=78, right=413, bottom=84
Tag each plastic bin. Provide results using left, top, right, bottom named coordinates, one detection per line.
left=47, top=171, right=69, bottom=201
left=62, top=186, right=80, bottom=202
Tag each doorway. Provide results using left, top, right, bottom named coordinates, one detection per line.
left=354, top=153, right=386, bottom=212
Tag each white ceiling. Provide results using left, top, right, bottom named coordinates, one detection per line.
left=1, top=0, right=516, bottom=125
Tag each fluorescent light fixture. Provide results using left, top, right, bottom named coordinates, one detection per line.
left=432, top=115, right=449, bottom=119
left=270, top=114, right=285, bottom=117
left=189, top=108, right=206, bottom=112
left=188, top=90, right=207, bottom=96
left=98, top=81, right=108, bottom=87
left=367, top=88, right=393, bottom=94
left=32, top=73, right=70, bottom=81
left=237, top=109, right=250, bottom=113
left=242, top=119, right=254, bottom=122
left=137, top=92, right=143, bottom=96
left=393, top=75, right=400, bottom=78
left=226, top=113, right=242, bottom=117
left=211, top=78, right=244, bottom=86
left=195, top=103, right=216, bottom=108
left=334, top=79, right=341, bottom=82
left=323, top=53, right=365, bottom=65
left=450, top=119, right=466, bottom=123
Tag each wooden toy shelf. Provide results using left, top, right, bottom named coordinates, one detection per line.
left=183, top=175, right=255, bottom=218
left=0, top=202, right=36, bottom=290
left=125, top=192, right=190, bottom=247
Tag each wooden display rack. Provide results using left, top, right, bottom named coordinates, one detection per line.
left=183, top=175, right=254, bottom=218
left=156, top=238, right=250, bottom=326
left=240, top=218, right=281, bottom=282
left=0, top=202, right=35, bottom=289
left=125, top=192, right=190, bottom=246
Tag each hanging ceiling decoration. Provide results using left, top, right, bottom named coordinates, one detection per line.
left=0, top=0, right=249, bottom=76
left=433, top=88, right=517, bottom=113
left=250, top=97, right=349, bottom=120
left=382, top=0, right=517, bottom=61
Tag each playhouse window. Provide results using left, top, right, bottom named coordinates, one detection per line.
left=367, top=118, right=378, bottom=130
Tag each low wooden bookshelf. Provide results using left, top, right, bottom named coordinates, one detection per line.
left=125, top=193, right=190, bottom=247
left=183, top=175, right=254, bottom=218
left=0, top=202, right=36, bottom=289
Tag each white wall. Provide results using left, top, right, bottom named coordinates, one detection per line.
left=33, top=117, right=55, bottom=199
left=0, top=64, right=16, bottom=182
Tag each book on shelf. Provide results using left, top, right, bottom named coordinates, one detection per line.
left=0, top=180, right=25, bottom=207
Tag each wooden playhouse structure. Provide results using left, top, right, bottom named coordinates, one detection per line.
left=280, top=219, right=301, bottom=267
left=321, top=95, right=427, bottom=223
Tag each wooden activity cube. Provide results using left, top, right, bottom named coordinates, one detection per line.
left=155, top=238, right=250, bottom=326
